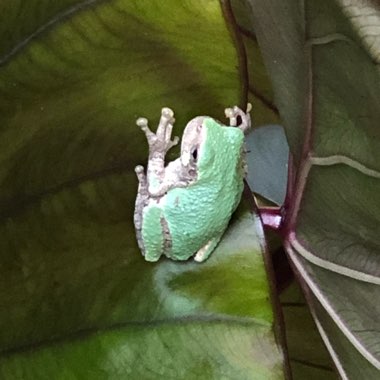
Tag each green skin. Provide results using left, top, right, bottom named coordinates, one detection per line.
left=139, top=118, right=245, bottom=262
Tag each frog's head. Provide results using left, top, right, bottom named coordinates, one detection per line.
left=179, top=105, right=250, bottom=183
left=180, top=116, right=238, bottom=182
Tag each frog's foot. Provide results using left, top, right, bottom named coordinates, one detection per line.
left=194, top=236, right=222, bottom=263
left=224, top=103, right=252, bottom=133
left=136, top=107, right=179, bottom=155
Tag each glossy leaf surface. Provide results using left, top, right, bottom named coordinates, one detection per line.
left=0, top=0, right=286, bottom=377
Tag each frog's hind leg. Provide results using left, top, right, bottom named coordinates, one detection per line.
left=141, top=206, right=166, bottom=262
left=194, top=235, right=223, bottom=263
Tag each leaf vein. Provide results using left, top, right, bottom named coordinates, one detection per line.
left=310, top=155, right=380, bottom=178
left=286, top=245, right=380, bottom=370
left=0, top=0, right=109, bottom=67
left=289, top=233, right=380, bottom=285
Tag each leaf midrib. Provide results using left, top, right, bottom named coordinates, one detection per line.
left=0, top=314, right=271, bottom=358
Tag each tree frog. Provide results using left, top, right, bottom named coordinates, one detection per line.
left=134, top=104, right=251, bottom=262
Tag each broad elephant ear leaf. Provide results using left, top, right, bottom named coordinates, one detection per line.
left=0, top=0, right=287, bottom=378
left=244, top=0, right=380, bottom=377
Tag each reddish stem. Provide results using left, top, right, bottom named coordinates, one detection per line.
left=259, top=206, right=283, bottom=231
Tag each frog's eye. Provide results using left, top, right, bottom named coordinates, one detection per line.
left=191, top=147, right=198, bottom=162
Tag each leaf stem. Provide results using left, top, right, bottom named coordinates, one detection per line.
left=258, top=206, right=283, bottom=231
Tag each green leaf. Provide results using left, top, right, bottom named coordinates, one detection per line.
left=280, top=282, right=337, bottom=380
left=243, top=0, right=380, bottom=377
left=311, top=294, right=380, bottom=379
left=1, top=320, right=281, bottom=379
left=0, top=200, right=286, bottom=379
left=0, top=0, right=286, bottom=377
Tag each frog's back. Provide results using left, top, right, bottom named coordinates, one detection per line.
left=163, top=176, right=243, bottom=260
left=163, top=122, right=245, bottom=260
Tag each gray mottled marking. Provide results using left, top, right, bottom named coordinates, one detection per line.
left=160, top=216, right=172, bottom=254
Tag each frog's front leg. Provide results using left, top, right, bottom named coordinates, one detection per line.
left=224, top=103, right=252, bottom=133
left=137, top=108, right=179, bottom=197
